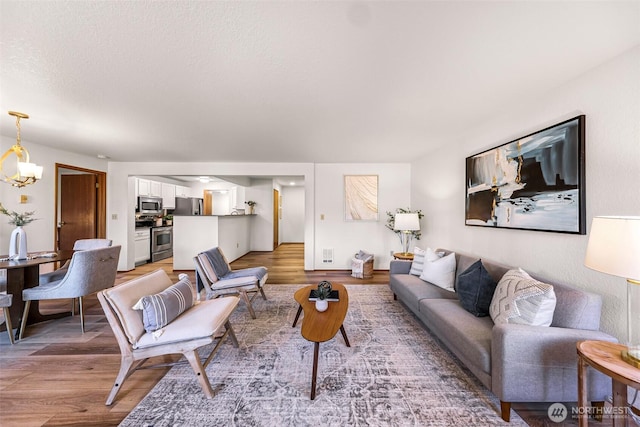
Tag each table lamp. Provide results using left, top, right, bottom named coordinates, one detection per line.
left=584, top=216, right=640, bottom=368
left=394, top=213, right=420, bottom=256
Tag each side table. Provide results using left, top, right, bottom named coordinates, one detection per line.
left=393, top=252, right=414, bottom=261
left=577, top=340, right=640, bottom=427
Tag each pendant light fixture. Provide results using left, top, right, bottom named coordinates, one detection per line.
left=1, top=111, right=43, bottom=188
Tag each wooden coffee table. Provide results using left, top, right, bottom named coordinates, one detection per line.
left=293, top=283, right=350, bottom=400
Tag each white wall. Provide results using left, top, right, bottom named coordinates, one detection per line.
left=281, top=185, right=305, bottom=243
left=410, top=46, right=640, bottom=342
left=314, top=163, right=412, bottom=270
left=0, top=136, right=107, bottom=253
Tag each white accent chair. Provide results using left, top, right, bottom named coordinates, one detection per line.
left=19, top=245, right=121, bottom=339
left=97, top=269, right=239, bottom=405
left=39, top=239, right=113, bottom=285
left=194, top=247, right=268, bottom=319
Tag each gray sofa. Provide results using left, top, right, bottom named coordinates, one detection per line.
left=389, top=249, right=617, bottom=422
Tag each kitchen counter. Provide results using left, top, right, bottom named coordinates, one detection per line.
left=172, top=215, right=254, bottom=270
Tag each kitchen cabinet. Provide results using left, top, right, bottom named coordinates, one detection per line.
left=150, top=181, right=162, bottom=197
left=162, top=183, right=176, bottom=209
left=176, top=185, right=190, bottom=198
left=136, top=178, right=151, bottom=197
left=134, top=227, right=151, bottom=265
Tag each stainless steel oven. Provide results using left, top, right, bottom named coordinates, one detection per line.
left=151, top=226, right=173, bottom=262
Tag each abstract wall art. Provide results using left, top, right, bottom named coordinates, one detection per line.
left=465, top=115, right=586, bottom=234
left=345, top=175, right=378, bottom=221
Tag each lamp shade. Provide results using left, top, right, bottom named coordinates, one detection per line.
left=585, top=216, right=640, bottom=280
left=394, top=213, right=420, bottom=231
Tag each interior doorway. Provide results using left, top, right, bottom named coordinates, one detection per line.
left=55, top=163, right=107, bottom=250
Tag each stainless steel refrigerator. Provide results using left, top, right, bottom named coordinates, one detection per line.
left=173, top=197, right=204, bottom=215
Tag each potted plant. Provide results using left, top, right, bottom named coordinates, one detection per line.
left=245, top=200, right=257, bottom=214
left=164, top=214, right=173, bottom=225
left=315, top=280, right=332, bottom=312
left=0, top=203, right=37, bottom=260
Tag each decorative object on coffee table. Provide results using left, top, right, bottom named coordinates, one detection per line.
left=314, top=281, right=332, bottom=312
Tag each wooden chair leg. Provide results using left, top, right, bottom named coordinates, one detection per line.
left=106, top=355, right=138, bottom=405
left=3, top=307, right=14, bottom=344
left=18, top=300, right=31, bottom=340
left=240, top=291, right=257, bottom=319
left=225, top=321, right=239, bottom=348
left=500, top=401, right=511, bottom=422
left=258, top=285, right=267, bottom=300
left=78, top=296, right=85, bottom=333
left=183, top=349, right=214, bottom=399
left=71, top=298, right=76, bottom=316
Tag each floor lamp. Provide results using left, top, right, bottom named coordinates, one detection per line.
left=394, top=213, right=420, bottom=256
left=585, top=216, right=640, bottom=368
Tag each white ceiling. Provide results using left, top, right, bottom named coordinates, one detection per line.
left=1, top=1, right=638, bottom=164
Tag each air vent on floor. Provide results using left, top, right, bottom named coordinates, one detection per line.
left=322, top=248, right=334, bottom=263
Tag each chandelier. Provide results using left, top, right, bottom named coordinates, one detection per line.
left=1, top=111, right=43, bottom=188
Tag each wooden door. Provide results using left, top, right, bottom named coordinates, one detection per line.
left=59, top=174, right=97, bottom=250
left=273, top=189, right=279, bottom=250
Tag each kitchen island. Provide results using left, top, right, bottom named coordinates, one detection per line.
left=172, top=214, right=256, bottom=270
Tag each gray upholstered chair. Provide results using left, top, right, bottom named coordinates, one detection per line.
left=194, top=247, right=267, bottom=319
left=97, top=269, right=239, bottom=405
left=1, top=293, right=14, bottom=344
left=39, top=239, right=113, bottom=285
left=19, top=245, right=121, bottom=339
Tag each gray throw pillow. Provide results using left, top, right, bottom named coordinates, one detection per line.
left=133, top=274, right=194, bottom=333
left=456, top=260, right=497, bottom=317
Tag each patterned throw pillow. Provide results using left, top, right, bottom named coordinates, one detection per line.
left=419, top=251, right=456, bottom=292
left=133, top=274, right=194, bottom=333
left=489, top=268, right=556, bottom=326
left=410, top=247, right=442, bottom=276
left=456, top=260, right=497, bottom=317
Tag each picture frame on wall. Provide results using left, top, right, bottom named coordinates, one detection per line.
left=465, top=115, right=586, bottom=234
left=344, top=175, right=378, bottom=221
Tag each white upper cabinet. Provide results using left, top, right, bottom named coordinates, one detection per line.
left=136, top=178, right=151, bottom=197
left=175, top=185, right=189, bottom=198
left=149, top=181, right=162, bottom=198
left=162, top=183, right=176, bottom=209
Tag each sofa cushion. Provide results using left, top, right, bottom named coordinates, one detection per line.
left=420, top=298, right=494, bottom=381
left=456, top=260, right=497, bottom=317
left=490, top=268, right=556, bottom=327
left=419, top=250, right=456, bottom=292
left=134, top=274, right=194, bottom=333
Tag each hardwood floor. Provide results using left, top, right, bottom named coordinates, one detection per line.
left=0, top=243, right=388, bottom=426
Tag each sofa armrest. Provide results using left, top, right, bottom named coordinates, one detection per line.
left=492, top=323, right=618, bottom=402
left=390, top=260, right=412, bottom=274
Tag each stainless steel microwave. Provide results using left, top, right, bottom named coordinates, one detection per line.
left=137, top=196, right=163, bottom=215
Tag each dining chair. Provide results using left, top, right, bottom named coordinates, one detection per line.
left=0, top=293, right=14, bottom=344
left=194, top=247, right=268, bottom=319
left=97, top=269, right=239, bottom=405
left=39, top=239, right=113, bottom=285
left=19, top=245, right=121, bottom=339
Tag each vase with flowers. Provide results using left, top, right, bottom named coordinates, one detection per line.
left=245, top=200, right=257, bottom=215
left=0, top=204, right=37, bottom=260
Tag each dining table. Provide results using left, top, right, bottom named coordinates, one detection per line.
left=0, top=250, right=74, bottom=339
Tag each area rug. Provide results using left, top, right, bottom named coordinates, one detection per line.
left=120, top=284, right=527, bottom=427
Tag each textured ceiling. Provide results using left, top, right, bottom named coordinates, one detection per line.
left=0, top=1, right=638, bottom=163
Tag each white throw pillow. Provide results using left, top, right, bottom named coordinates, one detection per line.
left=419, top=251, right=456, bottom=292
left=410, top=247, right=443, bottom=276
left=489, top=268, right=556, bottom=327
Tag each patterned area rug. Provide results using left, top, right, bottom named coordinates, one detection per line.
left=120, top=284, right=527, bottom=426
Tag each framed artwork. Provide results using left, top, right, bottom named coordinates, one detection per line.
left=344, top=175, right=378, bottom=221
left=465, top=115, right=586, bottom=234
